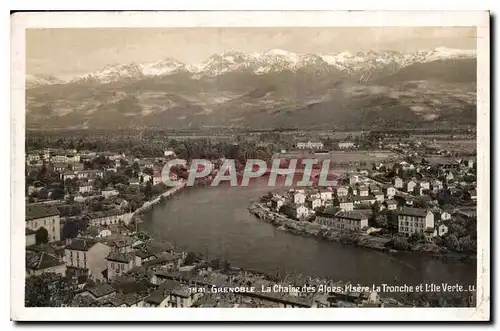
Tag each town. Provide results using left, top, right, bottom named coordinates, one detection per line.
left=252, top=135, right=477, bottom=256
left=23, top=129, right=477, bottom=308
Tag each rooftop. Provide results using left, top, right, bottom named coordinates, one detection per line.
left=78, top=169, right=103, bottom=174
left=135, top=249, right=157, bottom=259
left=316, top=206, right=342, bottom=218
left=87, top=283, right=116, bottom=298
left=25, top=250, right=64, bottom=271
left=336, top=210, right=369, bottom=221
left=107, top=252, right=134, bottom=263
left=171, top=284, right=191, bottom=298
left=105, top=235, right=133, bottom=248
left=25, top=204, right=60, bottom=221
left=354, top=196, right=376, bottom=201
left=86, top=209, right=124, bottom=219
left=66, top=238, right=98, bottom=251
left=145, top=280, right=180, bottom=304
left=399, top=207, right=429, bottom=218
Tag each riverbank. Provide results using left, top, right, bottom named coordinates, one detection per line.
left=247, top=201, right=474, bottom=262
left=133, top=180, right=187, bottom=215
left=248, top=201, right=389, bottom=250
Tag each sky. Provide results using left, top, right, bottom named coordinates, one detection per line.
left=26, top=27, right=477, bottom=79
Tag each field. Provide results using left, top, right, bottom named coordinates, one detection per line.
left=427, top=140, right=477, bottom=153
left=274, top=150, right=399, bottom=163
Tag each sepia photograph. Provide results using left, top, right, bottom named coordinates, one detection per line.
left=10, top=11, right=490, bottom=321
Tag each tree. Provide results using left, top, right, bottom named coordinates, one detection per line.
left=221, top=260, right=231, bottom=273
left=409, top=232, right=425, bottom=244
left=64, top=178, right=77, bottom=194
left=183, top=252, right=197, bottom=266
left=445, top=234, right=461, bottom=252
left=388, top=235, right=412, bottom=251
left=209, top=258, right=221, bottom=270
left=132, top=162, right=140, bottom=173
left=50, top=187, right=65, bottom=200
left=144, top=182, right=153, bottom=200
left=62, top=218, right=88, bottom=240
left=35, top=227, right=49, bottom=244
left=38, top=188, right=49, bottom=200
left=124, top=167, right=134, bottom=178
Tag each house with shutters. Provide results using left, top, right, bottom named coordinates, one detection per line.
left=64, top=238, right=111, bottom=281
left=333, top=197, right=354, bottom=212
left=315, top=207, right=342, bottom=228
left=334, top=210, right=369, bottom=231
left=106, top=252, right=141, bottom=281
left=25, top=250, right=66, bottom=277
left=393, top=177, right=403, bottom=189
left=385, top=186, right=396, bottom=199
left=336, top=186, right=349, bottom=197
left=406, top=180, right=417, bottom=193
left=306, top=196, right=323, bottom=210
left=25, top=204, right=61, bottom=242
left=292, top=191, right=306, bottom=205
left=397, top=207, right=434, bottom=237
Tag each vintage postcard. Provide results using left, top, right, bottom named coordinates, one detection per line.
left=11, top=11, right=490, bottom=321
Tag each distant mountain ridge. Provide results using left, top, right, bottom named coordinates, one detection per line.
left=27, top=47, right=476, bottom=86
left=25, top=47, right=477, bottom=130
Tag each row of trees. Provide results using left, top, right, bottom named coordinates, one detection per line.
left=27, top=135, right=277, bottom=162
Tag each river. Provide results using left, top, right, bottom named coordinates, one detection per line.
left=142, top=178, right=476, bottom=289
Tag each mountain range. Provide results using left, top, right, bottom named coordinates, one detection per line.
left=26, top=47, right=477, bottom=130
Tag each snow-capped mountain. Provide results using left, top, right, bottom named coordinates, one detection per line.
left=26, top=74, right=64, bottom=87
left=31, top=47, right=476, bottom=86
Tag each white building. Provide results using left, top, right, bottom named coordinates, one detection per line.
left=101, top=188, right=119, bottom=198
left=338, top=142, right=356, bottom=149
left=420, top=180, right=430, bottom=190
left=306, top=197, right=323, bottom=210
left=318, top=188, right=333, bottom=201
left=164, top=149, right=176, bottom=157
left=440, top=211, right=452, bottom=221
left=84, top=210, right=132, bottom=227
left=292, top=191, right=306, bottom=205
left=106, top=252, right=141, bottom=281
left=78, top=183, right=94, bottom=194
left=334, top=211, right=369, bottom=231
left=393, top=177, right=403, bottom=189
left=397, top=207, right=435, bottom=237
left=437, top=224, right=449, bottom=237
left=373, top=191, right=385, bottom=203
left=334, top=197, right=354, bottom=211
left=271, top=196, right=285, bottom=212
left=336, top=186, right=349, bottom=197
left=26, top=250, right=66, bottom=277
left=76, top=170, right=104, bottom=180
left=385, top=200, right=398, bottom=210
left=406, top=180, right=417, bottom=193
left=296, top=141, right=324, bottom=150
left=315, top=207, right=342, bottom=228
left=65, top=238, right=111, bottom=281
left=25, top=204, right=61, bottom=242
left=282, top=204, right=309, bottom=219
left=431, top=179, right=444, bottom=192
